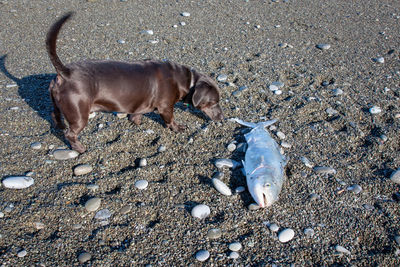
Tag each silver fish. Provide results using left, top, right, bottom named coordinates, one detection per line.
left=232, top=118, right=286, bottom=208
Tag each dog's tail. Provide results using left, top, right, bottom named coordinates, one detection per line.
left=46, top=12, right=74, bottom=78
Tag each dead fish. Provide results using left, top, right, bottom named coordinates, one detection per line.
left=231, top=118, right=286, bottom=207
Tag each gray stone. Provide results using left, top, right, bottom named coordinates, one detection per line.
left=78, top=252, right=92, bottom=263
left=207, top=228, right=222, bottom=239
left=391, top=169, right=400, bottom=184
left=53, top=149, right=79, bottom=160
left=85, top=197, right=101, bottom=212
left=73, top=164, right=93, bottom=176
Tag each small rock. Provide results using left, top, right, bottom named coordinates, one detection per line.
left=274, top=89, right=282, bottom=95
left=53, top=149, right=79, bottom=160
left=179, top=21, right=186, bottom=26
left=148, top=40, right=159, bottom=44
left=135, top=179, right=148, bottom=190
left=211, top=178, right=232, bottom=196
left=332, top=88, right=343, bottom=95
left=394, top=236, right=400, bottom=246
left=30, top=142, right=42, bottom=150
left=229, top=251, right=240, bottom=259
left=269, top=84, right=279, bottom=91
left=88, top=112, right=96, bottom=119
left=33, top=222, right=45, bottom=230
left=191, top=204, right=210, bottom=219
left=195, top=250, right=209, bottom=262
left=281, top=141, right=291, bottom=148
left=374, top=57, right=385, bottom=63
left=217, top=74, right=228, bottom=82
left=0, top=212, right=4, bottom=218
left=269, top=223, right=279, bottom=232
left=304, top=228, right=315, bottom=237
left=278, top=228, right=295, bottom=243
left=140, top=30, right=154, bottom=35
left=390, top=169, right=400, bottom=184
left=239, top=85, right=248, bottom=91
left=95, top=209, right=112, bottom=220
left=326, top=108, right=338, bottom=116
left=85, top=197, right=101, bottom=212
left=335, top=245, right=351, bottom=255
left=227, top=143, right=236, bottom=152
left=248, top=203, right=261, bottom=210
left=158, top=145, right=166, bottom=152
left=139, top=158, right=147, bottom=167
left=78, top=252, right=92, bottom=263
left=73, top=164, right=93, bottom=176
left=215, top=158, right=240, bottom=169
left=235, top=186, right=245, bottom=193
left=17, top=249, right=27, bottom=258
left=117, top=39, right=126, bottom=44
left=228, top=242, right=242, bottom=252
left=313, top=166, right=336, bottom=175
left=347, top=184, right=362, bottom=194
left=181, top=12, right=190, bottom=17
left=2, top=176, right=34, bottom=189
left=120, top=205, right=131, bottom=214
left=87, top=184, right=99, bottom=191
left=116, top=112, right=127, bottom=118
left=271, top=81, right=284, bottom=88
left=316, top=44, right=331, bottom=50
left=369, top=106, right=382, bottom=114
left=207, top=228, right=222, bottom=239
left=308, top=193, right=320, bottom=201
left=276, top=131, right=285, bottom=139
left=300, top=156, right=314, bottom=168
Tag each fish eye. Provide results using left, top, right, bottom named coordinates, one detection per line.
left=264, top=183, right=271, bottom=187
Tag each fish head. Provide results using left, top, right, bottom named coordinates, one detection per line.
left=247, top=174, right=282, bottom=208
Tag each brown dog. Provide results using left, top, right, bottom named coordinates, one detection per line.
left=46, top=12, right=223, bottom=153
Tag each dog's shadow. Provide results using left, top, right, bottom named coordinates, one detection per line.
left=0, top=55, right=66, bottom=140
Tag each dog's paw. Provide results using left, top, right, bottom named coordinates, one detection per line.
left=169, top=122, right=186, bottom=132
left=71, top=142, right=86, bottom=153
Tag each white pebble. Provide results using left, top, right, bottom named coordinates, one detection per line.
left=139, top=158, right=147, bottom=167
left=191, top=204, right=210, bottom=219
left=215, top=158, right=240, bottom=169
left=229, top=251, right=240, bottom=259
left=116, top=112, right=127, bottom=118
left=87, top=184, right=99, bottom=191
left=212, top=178, right=232, bottom=196
left=271, top=81, right=284, bottom=88
left=269, top=84, right=279, bottom=91
left=158, top=145, right=166, bottom=152
left=274, top=89, right=282, bottom=95
left=73, top=164, right=93, bottom=176
left=269, top=223, right=279, bottom=232
left=278, top=228, right=295, bottom=243
left=332, top=88, right=343, bottom=96
left=326, top=108, right=338, bottom=116
left=228, top=242, right=242, bottom=252
left=179, top=21, right=186, bottom=26
left=217, top=74, right=228, bottom=82
left=30, top=142, right=42, bottom=150
left=235, top=186, right=245, bottom=193
left=10, top=106, right=19, bottom=110
left=140, top=30, right=154, bottom=35
left=53, top=149, right=79, bottom=160
left=117, top=39, right=126, bottom=44
left=390, top=169, right=400, bottom=184
left=281, top=141, right=291, bottom=148
left=95, top=209, right=112, bottom=220
left=335, top=245, right=351, bottom=254
left=276, top=131, right=286, bottom=139
left=6, top=83, right=17, bottom=88
left=248, top=203, right=261, bottom=210
left=227, top=143, right=236, bottom=152
left=313, top=166, right=336, bottom=175
left=85, top=197, right=101, bottom=212
left=369, top=106, right=382, bottom=114
left=88, top=112, right=96, bottom=119
left=33, top=222, right=45, bottom=230
left=304, top=228, right=315, bottom=237
left=316, top=43, right=331, bottom=50
left=181, top=12, right=190, bottom=17
left=17, top=249, right=27, bottom=258
left=2, top=176, right=34, bottom=189
left=300, top=156, right=314, bottom=168
left=375, top=57, right=385, bottom=63
left=149, top=40, right=159, bottom=44
left=347, top=184, right=362, bottom=194
left=195, top=249, right=209, bottom=262
left=0, top=212, right=4, bottom=218
left=135, top=179, right=148, bottom=190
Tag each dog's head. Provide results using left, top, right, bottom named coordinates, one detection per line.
left=191, top=76, right=224, bottom=121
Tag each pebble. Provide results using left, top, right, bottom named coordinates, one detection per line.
left=229, top=251, right=240, bottom=259
left=215, top=158, right=240, bottom=169
left=53, top=149, right=79, bottom=160
left=73, top=164, right=93, bottom=176
left=271, top=81, right=284, bottom=88
left=85, top=197, right=101, bottom=212
left=195, top=249, right=209, bottom=262
left=33, top=222, right=45, bottom=230
left=217, top=74, right=228, bottom=82
left=95, top=209, right=112, bottom=220
left=88, top=112, right=96, bottom=119
left=191, top=204, right=211, bottom=219
left=278, top=228, right=295, bottom=243
left=276, top=131, right=286, bottom=139
left=116, top=112, right=127, bottom=118
left=300, top=156, right=314, bottom=168
left=211, top=178, right=232, bottom=196
left=6, top=83, right=17, bottom=88
left=139, top=158, right=147, bottom=167
left=227, top=143, right=236, bottom=152
left=269, top=84, right=279, bottom=91
left=235, top=186, right=245, bottom=193
left=149, top=40, right=159, bottom=44
left=25, top=171, right=34, bottom=176
left=316, top=43, right=331, bottom=50
left=239, top=85, right=248, bottom=91
left=335, top=245, right=351, bottom=254
left=30, top=142, right=42, bottom=150
left=309, top=193, right=320, bottom=201
left=207, top=228, right=222, bottom=239
left=274, top=89, right=282, bottom=95
left=304, top=228, right=315, bottom=237
left=313, top=166, right=336, bottom=175
left=369, top=106, right=382, bottom=114
left=248, top=203, right=261, bottom=210
left=179, top=22, right=186, bottom=26
left=158, top=145, right=166, bottom=152
left=228, top=242, right=242, bottom=252
left=135, top=179, right=149, bottom=190
left=17, top=249, right=27, bottom=258
left=181, top=12, right=190, bottom=17
left=2, top=176, right=34, bottom=189
left=269, top=223, right=279, bottom=232
left=0, top=212, right=4, bottom=218
left=78, top=252, right=92, bottom=263
left=120, top=205, right=131, bottom=214
left=374, top=57, right=385, bottom=63
left=140, top=30, right=153, bottom=35
left=326, top=107, right=338, bottom=116
left=117, top=39, right=126, bottom=44
left=281, top=141, right=291, bottom=148
left=87, top=184, right=99, bottom=191
left=394, top=236, right=400, bottom=246
left=332, top=88, right=343, bottom=96
left=390, top=169, right=400, bottom=184
left=347, top=184, right=362, bottom=194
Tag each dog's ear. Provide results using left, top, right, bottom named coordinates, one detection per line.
left=192, top=81, right=219, bottom=108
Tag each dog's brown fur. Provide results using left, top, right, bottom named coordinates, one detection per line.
left=46, top=12, right=223, bottom=153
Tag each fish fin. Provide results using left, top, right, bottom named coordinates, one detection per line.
left=230, top=118, right=258, bottom=128
left=241, top=160, right=247, bottom=175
